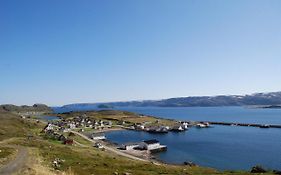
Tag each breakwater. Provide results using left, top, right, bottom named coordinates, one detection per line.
left=196, top=121, right=281, bottom=128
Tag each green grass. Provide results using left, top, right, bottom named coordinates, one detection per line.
left=17, top=138, right=217, bottom=175
left=10, top=136, right=276, bottom=175
left=0, top=111, right=45, bottom=141
left=0, top=146, right=16, bottom=167
left=0, top=147, right=15, bottom=159
left=58, top=110, right=178, bottom=127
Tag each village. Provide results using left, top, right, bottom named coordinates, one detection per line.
left=41, top=112, right=211, bottom=160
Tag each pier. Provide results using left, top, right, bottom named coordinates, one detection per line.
left=193, top=121, right=281, bottom=129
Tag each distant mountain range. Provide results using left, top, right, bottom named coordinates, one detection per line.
left=61, top=91, right=281, bottom=109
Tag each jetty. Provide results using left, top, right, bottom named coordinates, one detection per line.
left=194, top=121, right=281, bottom=129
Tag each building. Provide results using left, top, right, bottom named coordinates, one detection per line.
left=121, top=142, right=140, bottom=150
left=43, top=123, right=54, bottom=132
left=139, top=139, right=167, bottom=152
left=91, top=133, right=106, bottom=140
left=140, top=139, right=158, bottom=150
left=94, top=142, right=104, bottom=149
left=64, top=139, right=74, bottom=145
left=171, top=125, right=185, bottom=131
left=182, top=122, right=189, bottom=129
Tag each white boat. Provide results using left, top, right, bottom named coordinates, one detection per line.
left=196, top=123, right=210, bottom=128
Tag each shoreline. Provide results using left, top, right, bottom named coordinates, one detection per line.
left=102, top=129, right=194, bottom=167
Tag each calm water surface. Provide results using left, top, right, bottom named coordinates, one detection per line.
left=106, top=107, right=281, bottom=170
left=117, top=106, right=281, bottom=124
left=106, top=126, right=281, bottom=170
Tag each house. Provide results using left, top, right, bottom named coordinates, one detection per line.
left=121, top=142, right=140, bottom=150
left=91, top=133, right=106, bottom=140
left=69, top=123, right=76, bottom=129
left=64, top=139, right=74, bottom=145
left=182, top=122, right=189, bottom=129
left=43, top=123, right=54, bottom=132
left=135, top=124, right=145, bottom=130
left=103, top=121, right=112, bottom=126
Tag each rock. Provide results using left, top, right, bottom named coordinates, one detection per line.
left=184, top=161, right=197, bottom=167
left=250, top=165, right=267, bottom=173
left=123, top=173, right=131, bottom=175
left=273, top=170, right=281, bottom=175
left=114, top=172, right=118, bottom=175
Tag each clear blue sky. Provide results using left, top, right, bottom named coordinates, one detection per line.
left=1, top=0, right=281, bottom=106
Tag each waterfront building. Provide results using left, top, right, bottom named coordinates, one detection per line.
left=91, top=132, right=106, bottom=140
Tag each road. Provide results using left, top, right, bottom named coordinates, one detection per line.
left=71, top=131, right=150, bottom=162
left=0, top=146, right=28, bottom=175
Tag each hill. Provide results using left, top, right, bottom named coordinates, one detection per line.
left=0, top=104, right=53, bottom=113
left=62, top=91, right=281, bottom=109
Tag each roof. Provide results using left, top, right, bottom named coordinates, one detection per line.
left=143, top=139, right=159, bottom=144
left=123, top=142, right=140, bottom=146
left=92, top=133, right=105, bottom=137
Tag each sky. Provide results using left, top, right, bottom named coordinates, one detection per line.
left=1, top=0, right=281, bottom=106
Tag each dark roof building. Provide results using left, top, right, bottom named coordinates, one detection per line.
left=143, top=139, right=159, bottom=145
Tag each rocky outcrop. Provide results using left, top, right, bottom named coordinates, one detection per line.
left=250, top=165, right=267, bottom=173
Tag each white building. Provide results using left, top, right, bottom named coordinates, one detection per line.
left=91, top=133, right=106, bottom=140
left=121, top=142, right=140, bottom=150
left=44, top=123, right=54, bottom=131
left=182, top=122, right=189, bottom=129
left=140, top=139, right=161, bottom=150
left=69, top=123, right=76, bottom=129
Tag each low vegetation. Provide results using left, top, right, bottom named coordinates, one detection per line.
left=0, top=146, right=16, bottom=166
left=58, top=110, right=177, bottom=127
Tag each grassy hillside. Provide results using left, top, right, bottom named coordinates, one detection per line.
left=0, top=104, right=52, bottom=113
left=58, top=110, right=177, bottom=126
left=0, top=111, right=44, bottom=141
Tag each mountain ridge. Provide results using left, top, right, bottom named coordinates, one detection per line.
left=61, top=91, right=281, bottom=108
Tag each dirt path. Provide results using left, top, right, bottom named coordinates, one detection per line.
left=0, top=146, right=28, bottom=175
left=71, top=131, right=151, bottom=163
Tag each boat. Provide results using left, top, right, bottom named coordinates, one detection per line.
left=260, top=124, right=270, bottom=128
left=196, top=123, right=210, bottom=128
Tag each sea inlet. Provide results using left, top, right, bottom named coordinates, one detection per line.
left=106, top=107, right=281, bottom=171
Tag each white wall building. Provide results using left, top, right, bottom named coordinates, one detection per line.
left=121, top=143, right=140, bottom=150
left=91, top=133, right=106, bottom=140
left=140, top=139, right=161, bottom=150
